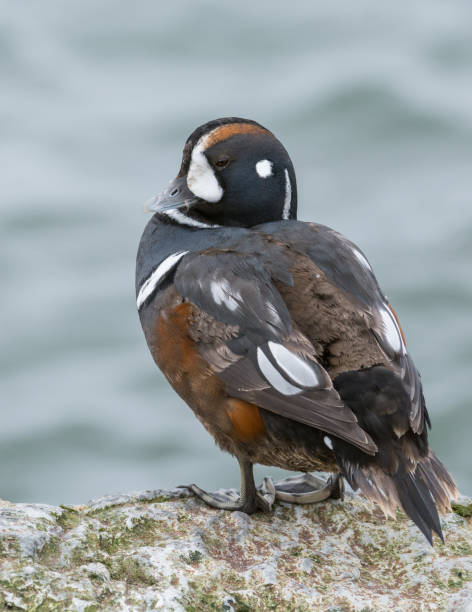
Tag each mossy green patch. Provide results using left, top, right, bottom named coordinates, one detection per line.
left=56, top=506, right=81, bottom=531
left=0, top=535, right=21, bottom=557
left=230, top=593, right=253, bottom=612
left=180, top=550, right=204, bottom=565
left=34, top=597, right=72, bottom=611
left=144, top=495, right=173, bottom=504
left=37, top=536, right=61, bottom=565
left=219, top=570, right=245, bottom=590
left=452, top=503, right=472, bottom=518
left=110, top=556, right=157, bottom=586
left=180, top=580, right=256, bottom=612
left=180, top=579, right=223, bottom=611
left=93, top=512, right=170, bottom=555
left=97, top=532, right=123, bottom=555
left=128, top=515, right=162, bottom=542
left=69, top=529, right=100, bottom=566
left=233, top=586, right=312, bottom=612
left=86, top=494, right=177, bottom=518
left=450, top=539, right=472, bottom=556
left=447, top=567, right=472, bottom=590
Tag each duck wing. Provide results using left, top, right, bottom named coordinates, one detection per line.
left=173, top=249, right=376, bottom=454
left=256, top=220, right=427, bottom=435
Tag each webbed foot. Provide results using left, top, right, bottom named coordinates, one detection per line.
left=181, top=477, right=275, bottom=514
left=180, top=465, right=343, bottom=513
left=273, top=472, right=344, bottom=504
left=179, top=460, right=275, bottom=514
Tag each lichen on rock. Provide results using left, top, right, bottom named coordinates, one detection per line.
left=0, top=485, right=471, bottom=611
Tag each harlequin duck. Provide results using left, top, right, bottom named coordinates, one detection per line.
left=136, top=117, right=457, bottom=544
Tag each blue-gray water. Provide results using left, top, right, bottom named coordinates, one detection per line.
left=1, top=1, right=471, bottom=504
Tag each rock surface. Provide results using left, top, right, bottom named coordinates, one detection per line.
left=0, top=484, right=471, bottom=611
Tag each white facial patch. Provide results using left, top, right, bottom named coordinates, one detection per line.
left=137, top=251, right=188, bottom=310
left=282, top=168, right=292, bottom=220
left=255, top=159, right=273, bottom=178
left=379, top=306, right=403, bottom=354
left=267, top=341, right=319, bottom=388
left=210, top=279, right=241, bottom=311
left=256, top=347, right=301, bottom=396
left=187, top=134, right=223, bottom=202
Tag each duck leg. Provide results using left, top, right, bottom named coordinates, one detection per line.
left=182, top=459, right=275, bottom=514
left=273, top=473, right=344, bottom=504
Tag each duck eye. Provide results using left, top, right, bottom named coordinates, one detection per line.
left=214, top=157, right=229, bottom=169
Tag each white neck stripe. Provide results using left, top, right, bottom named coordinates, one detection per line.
left=282, top=168, right=292, bottom=220
left=137, top=251, right=188, bottom=309
left=163, top=208, right=220, bottom=229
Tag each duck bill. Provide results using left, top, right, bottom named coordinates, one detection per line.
left=145, top=176, right=199, bottom=213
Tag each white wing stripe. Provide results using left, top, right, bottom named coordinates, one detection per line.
left=137, top=251, right=188, bottom=310
left=256, top=347, right=301, bottom=396
left=267, top=341, right=319, bottom=388
left=379, top=307, right=403, bottom=354
left=210, top=279, right=240, bottom=311
left=352, top=248, right=372, bottom=271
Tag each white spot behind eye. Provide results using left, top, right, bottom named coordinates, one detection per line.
left=255, top=159, right=273, bottom=178
left=187, top=134, right=223, bottom=202
left=323, top=436, right=333, bottom=450
left=282, top=168, right=292, bottom=220
left=137, top=251, right=188, bottom=309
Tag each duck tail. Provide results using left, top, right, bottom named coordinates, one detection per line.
left=339, top=449, right=458, bottom=545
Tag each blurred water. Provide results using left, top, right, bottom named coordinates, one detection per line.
left=1, top=1, right=471, bottom=504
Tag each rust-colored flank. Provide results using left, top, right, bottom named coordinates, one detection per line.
left=225, top=398, right=266, bottom=441
left=156, top=303, right=200, bottom=372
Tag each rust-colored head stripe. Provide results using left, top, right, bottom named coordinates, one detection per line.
left=204, top=123, right=270, bottom=149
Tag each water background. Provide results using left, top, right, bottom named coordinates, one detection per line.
left=1, top=1, right=471, bottom=504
